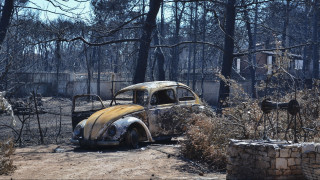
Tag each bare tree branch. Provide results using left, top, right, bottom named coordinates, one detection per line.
left=34, top=37, right=140, bottom=46
left=234, top=42, right=313, bottom=57
left=151, top=41, right=224, bottom=52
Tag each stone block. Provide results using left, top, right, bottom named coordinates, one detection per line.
left=275, top=170, right=282, bottom=176
left=302, top=144, right=315, bottom=153
left=310, top=157, right=316, bottom=164
left=291, top=169, right=302, bottom=175
left=257, top=155, right=270, bottom=162
left=256, top=160, right=270, bottom=168
left=267, top=169, right=276, bottom=176
left=280, top=149, right=291, bottom=158
left=302, top=158, right=309, bottom=164
left=291, top=151, right=300, bottom=158
left=240, top=153, right=250, bottom=160
left=312, top=164, right=320, bottom=168
left=276, top=158, right=288, bottom=169
left=258, top=151, right=268, bottom=157
left=263, top=156, right=271, bottom=162
left=316, top=154, right=320, bottom=163
left=244, top=148, right=253, bottom=154
left=308, top=152, right=316, bottom=159
left=268, top=148, right=276, bottom=157
left=316, top=144, right=320, bottom=153
left=287, top=158, right=296, bottom=166
left=258, top=146, right=266, bottom=152
left=290, top=165, right=297, bottom=170
left=315, top=169, right=320, bottom=175
left=283, top=169, right=292, bottom=175
left=276, top=151, right=280, bottom=158
left=294, top=158, right=301, bottom=165
left=302, top=153, right=308, bottom=158
left=271, top=159, right=276, bottom=169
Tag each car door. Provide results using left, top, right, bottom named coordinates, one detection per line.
left=71, top=94, right=105, bottom=130
left=147, top=88, right=178, bottom=137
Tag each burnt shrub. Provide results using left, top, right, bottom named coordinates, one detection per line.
left=180, top=113, right=228, bottom=171
left=0, top=139, right=16, bottom=175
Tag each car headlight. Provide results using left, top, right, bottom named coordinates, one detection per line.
left=107, top=125, right=117, bottom=137
left=73, top=125, right=81, bottom=137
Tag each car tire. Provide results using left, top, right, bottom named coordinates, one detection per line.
left=125, top=127, right=139, bottom=149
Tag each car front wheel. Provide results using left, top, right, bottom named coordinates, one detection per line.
left=125, top=127, right=139, bottom=149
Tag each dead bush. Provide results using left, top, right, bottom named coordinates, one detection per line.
left=0, top=139, right=16, bottom=175
left=180, top=113, right=228, bottom=171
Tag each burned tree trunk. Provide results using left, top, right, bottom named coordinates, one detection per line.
left=133, top=0, right=162, bottom=84
left=169, top=2, right=182, bottom=81
left=312, top=0, right=319, bottom=79
left=0, top=0, right=14, bottom=51
left=0, top=0, right=14, bottom=85
left=217, top=0, right=236, bottom=111
left=153, top=29, right=165, bottom=81
left=192, top=1, right=198, bottom=91
left=243, top=0, right=257, bottom=98
left=55, top=40, right=61, bottom=95
left=97, top=46, right=101, bottom=96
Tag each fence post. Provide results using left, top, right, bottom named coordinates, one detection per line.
left=32, top=91, right=44, bottom=144
left=111, top=73, right=115, bottom=98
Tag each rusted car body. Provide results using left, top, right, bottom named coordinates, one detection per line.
left=71, top=81, right=202, bottom=148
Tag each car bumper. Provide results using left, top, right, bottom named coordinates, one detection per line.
left=70, top=138, right=120, bottom=146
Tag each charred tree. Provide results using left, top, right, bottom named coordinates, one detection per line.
left=282, top=0, right=290, bottom=48
left=158, top=2, right=166, bottom=81
left=133, top=0, right=162, bottom=84
left=153, top=29, right=165, bottom=81
left=187, top=4, right=194, bottom=86
left=0, top=0, right=14, bottom=84
left=97, top=46, right=101, bottom=96
left=192, top=1, right=198, bottom=91
left=243, top=0, right=257, bottom=98
left=0, top=0, right=14, bottom=51
left=312, top=0, right=319, bottom=79
left=201, top=2, right=207, bottom=97
left=55, top=40, right=61, bottom=95
left=169, top=1, right=185, bottom=81
left=217, top=0, right=236, bottom=111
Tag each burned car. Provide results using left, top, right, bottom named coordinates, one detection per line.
left=71, top=81, right=203, bottom=148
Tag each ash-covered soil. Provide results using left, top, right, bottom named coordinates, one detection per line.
left=0, top=142, right=226, bottom=179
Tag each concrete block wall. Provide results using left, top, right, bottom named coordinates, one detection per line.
left=227, top=140, right=320, bottom=180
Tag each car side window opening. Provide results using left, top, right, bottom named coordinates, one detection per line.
left=150, top=89, right=176, bottom=106
left=134, top=90, right=148, bottom=106
left=177, top=87, right=195, bottom=102
left=114, top=90, right=147, bottom=106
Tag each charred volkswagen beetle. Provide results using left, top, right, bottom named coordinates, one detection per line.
left=70, top=81, right=203, bottom=148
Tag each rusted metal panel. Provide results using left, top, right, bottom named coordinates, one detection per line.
left=84, top=105, right=144, bottom=140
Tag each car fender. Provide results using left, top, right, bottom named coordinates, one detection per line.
left=103, top=116, right=154, bottom=142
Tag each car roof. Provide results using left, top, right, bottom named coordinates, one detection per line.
left=118, top=81, right=190, bottom=93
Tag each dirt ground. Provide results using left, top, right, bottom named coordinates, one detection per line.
left=0, top=142, right=226, bottom=179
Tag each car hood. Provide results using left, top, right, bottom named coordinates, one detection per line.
left=83, top=104, right=144, bottom=140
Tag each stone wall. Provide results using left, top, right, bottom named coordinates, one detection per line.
left=227, top=139, right=320, bottom=180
